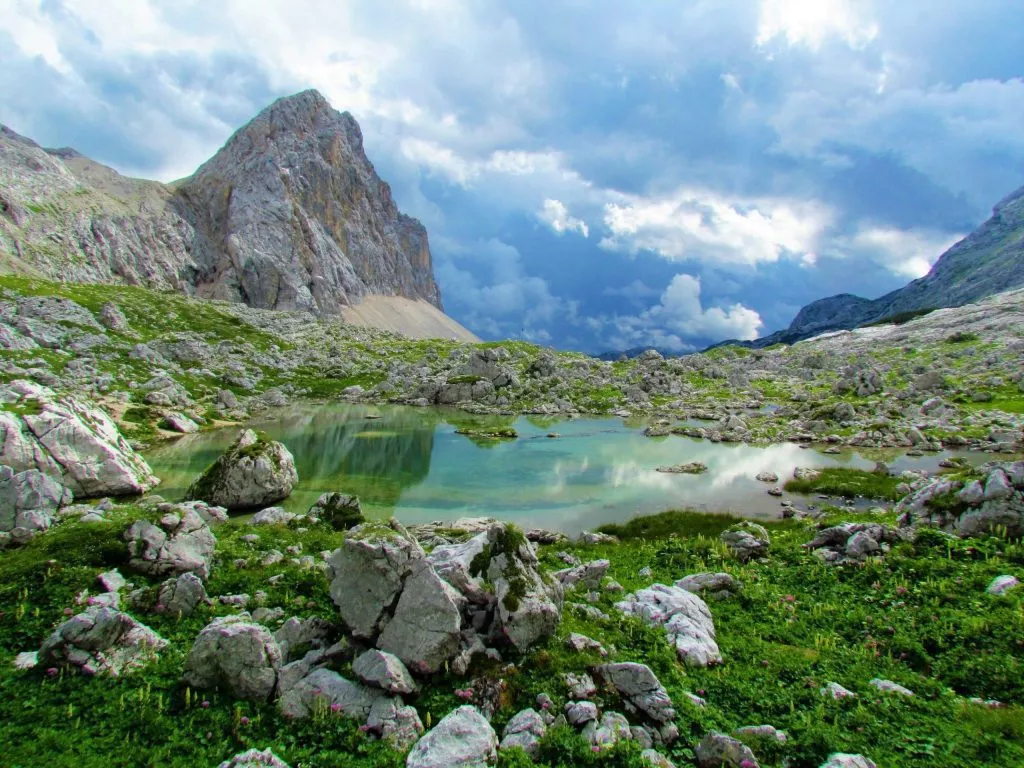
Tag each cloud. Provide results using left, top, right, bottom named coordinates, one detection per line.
left=756, top=0, right=879, bottom=51
left=538, top=199, right=589, bottom=237
left=604, top=273, right=763, bottom=351
left=600, top=188, right=833, bottom=267
left=603, top=279, right=661, bottom=303
left=838, top=226, right=965, bottom=278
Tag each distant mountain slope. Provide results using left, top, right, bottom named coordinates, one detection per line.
left=718, top=183, right=1024, bottom=349
left=0, top=91, right=464, bottom=338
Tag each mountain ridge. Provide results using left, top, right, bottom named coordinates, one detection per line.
left=0, top=90, right=470, bottom=339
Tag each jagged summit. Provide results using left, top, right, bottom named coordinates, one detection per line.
left=0, top=90, right=456, bottom=334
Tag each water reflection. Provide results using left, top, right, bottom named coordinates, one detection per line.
left=144, top=403, right=976, bottom=534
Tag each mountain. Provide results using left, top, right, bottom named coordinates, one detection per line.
left=0, top=90, right=476, bottom=340
left=719, top=183, right=1024, bottom=349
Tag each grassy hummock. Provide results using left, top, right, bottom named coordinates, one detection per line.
left=783, top=467, right=905, bottom=501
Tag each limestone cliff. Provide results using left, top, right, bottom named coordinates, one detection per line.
left=0, top=90, right=444, bottom=318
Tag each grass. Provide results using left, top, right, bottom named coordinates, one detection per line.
left=1, top=504, right=1023, bottom=766
left=783, top=468, right=906, bottom=501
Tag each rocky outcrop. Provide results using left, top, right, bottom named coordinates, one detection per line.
left=38, top=605, right=167, bottom=676
left=0, top=380, right=156, bottom=497
left=186, top=429, right=297, bottom=510
left=1, top=91, right=449, bottom=322
left=896, top=461, right=1023, bottom=536
left=0, top=465, right=71, bottom=544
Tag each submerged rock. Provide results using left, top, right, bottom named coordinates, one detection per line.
left=186, top=429, right=297, bottom=510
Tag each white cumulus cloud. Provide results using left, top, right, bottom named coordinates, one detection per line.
left=840, top=226, right=965, bottom=278
left=538, top=199, right=589, bottom=237
left=756, top=0, right=879, bottom=51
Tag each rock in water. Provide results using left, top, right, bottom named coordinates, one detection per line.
left=183, top=615, right=282, bottom=701
left=406, top=705, right=498, bottom=768
left=38, top=606, right=167, bottom=676
left=0, top=380, right=157, bottom=497
left=186, top=429, right=297, bottom=510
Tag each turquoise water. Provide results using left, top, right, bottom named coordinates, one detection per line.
left=144, top=404, right=969, bottom=534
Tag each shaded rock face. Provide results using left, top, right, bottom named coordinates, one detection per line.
left=186, top=429, right=297, bottom=510
left=0, top=91, right=444, bottom=316
left=0, top=380, right=157, bottom=497
left=896, top=462, right=1024, bottom=537
left=0, top=465, right=72, bottom=543
left=406, top=705, right=498, bottom=768
left=38, top=605, right=168, bottom=676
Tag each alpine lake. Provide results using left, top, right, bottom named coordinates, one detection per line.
left=139, top=403, right=988, bottom=534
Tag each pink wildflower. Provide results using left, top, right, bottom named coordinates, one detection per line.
left=330, top=703, right=342, bottom=714
left=45, top=667, right=58, bottom=677
left=201, top=700, right=210, bottom=709
left=240, top=716, right=249, bottom=726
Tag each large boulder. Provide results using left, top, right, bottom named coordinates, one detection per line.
left=183, top=615, right=282, bottom=701
left=0, top=380, right=157, bottom=497
left=0, top=466, right=72, bottom=543
left=186, top=429, right=297, bottom=510
left=278, top=666, right=381, bottom=719
left=896, top=462, right=1024, bottom=537
left=499, top=708, right=547, bottom=758
left=616, top=584, right=721, bottom=667
left=406, top=705, right=498, bottom=768
left=125, top=507, right=216, bottom=581
left=155, top=572, right=208, bottom=617
left=38, top=605, right=167, bottom=676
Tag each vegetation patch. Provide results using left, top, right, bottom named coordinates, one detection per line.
left=784, top=467, right=905, bottom=501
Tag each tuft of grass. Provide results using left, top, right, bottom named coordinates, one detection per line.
left=784, top=467, right=905, bottom=501
left=596, top=509, right=749, bottom=540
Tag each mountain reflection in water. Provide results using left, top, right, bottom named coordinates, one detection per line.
left=145, top=403, right=976, bottom=534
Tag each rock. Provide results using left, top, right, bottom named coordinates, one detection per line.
left=97, top=569, right=126, bottom=593
left=869, top=678, right=914, bottom=696
left=566, top=632, right=607, bottom=655
left=273, top=616, right=330, bottom=663
left=821, top=682, right=856, bottom=699
left=38, top=605, right=167, bottom=676
left=251, top=506, right=295, bottom=526
left=616, top=584, right=721, bottom=667
left=676, top=572, right=740, bottom=600
left=328, top=520, right=425, bottom=639
left=155, top=572, right=207, bottom=616
left=183, top=615, right=282, bottom=701
left=499, top=708, right=547, bottom=757
left=986, top=575, right=1020, bottom=595
left=162, top=412, right=199, bottom=434
left=755, top=471, right=779, bottom=483
left=720, top=522, right=770, bottom=561
left=806, top=523, right=894, bottom=565
left=97, top=302, right=129, bottom=332
left=565, top=700, right=599, bottom=726
left=366, top=696, right=425, bottom=749
left=793, top=467, right=821, bottom=481
left=426, top=532, right=491, bottom=604
left=641, top=749, right=677, bottom=768
left=278, top=666, right=382, bottom=720
left=406, top=705, right=498, bottom=768
left=0, top=466, right=72, bottom=542
left=564, top=671, right=598, bottom=699
left=655, top=462, right=707, bottom=474
left=485, top=525, right=563, bottom=651
left=695, top=731, right=759, bottom=768
left=353, top=649, right=417, bottom=695
left=554, top=559, right=610, bottom=591
left=578, top=531, right=618, bottom=545
left=0, top=381, right=157, bottom=497
left=819, top=755, right=877, bottom=768
left=14, top=651, right=38, bottom=670
left=125, top=507, right=216, bottom=580
left=599, top=662, right=675, bottom=723
left=377, top=557, right=463, bottom=675
left=217, top=748, right=291, bottom=768
left=734, top=725, right=787, bottom=743
left=308, top=492, right=364, bottom=530
left=186, top=429, right=297, bottom=510
left=582, top=712, right=632, bottom=747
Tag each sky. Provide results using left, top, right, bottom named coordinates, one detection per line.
left=2, top=0, right=1024, bottom=353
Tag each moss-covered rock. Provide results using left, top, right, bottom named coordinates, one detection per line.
left=185, top=429, right=297, bottom=510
